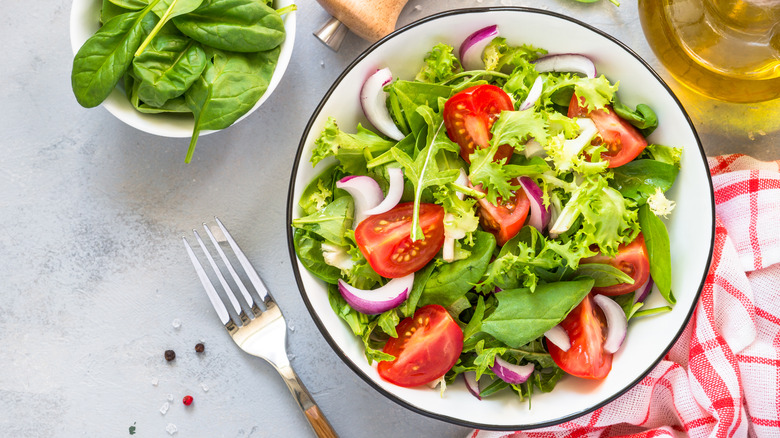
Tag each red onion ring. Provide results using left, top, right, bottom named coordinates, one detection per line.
left=491, top=356, right=534, bottom=384
left=593, top=294, right=628, bottom=354
left=360, top=68, right=405, bottom=141
left=363, top=168, right=404, bottom=216
left=463, top=371, right=481, bottom=400
left=337, top=274, right=414, bottom=315
left=534, top=54, right=597, bottom=78
left=336, top=175, right=383, bottom=226
left=518, top=177, right=551, bottom=231
left=634, top=276, right=655, bottom=304
left=544, top=325, right=571, bottom=352
left=459, top=25, right=499, bottom=71
left=518, top=76, right=543, bottom=111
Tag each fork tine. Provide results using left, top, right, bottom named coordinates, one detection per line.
left=214, top=217, right=271, bottom=305
left=182, top=236, right=231, bottom=326
left=192, top=229, right=249, bottom=325
left=202, top=223, right=258, bottom=315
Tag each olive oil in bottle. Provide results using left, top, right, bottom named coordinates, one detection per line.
left=639, top=0, right=780, bottom=103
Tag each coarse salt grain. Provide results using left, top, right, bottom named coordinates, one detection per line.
left=151, top=378, right=159, bottom=386
left=160, top=402, right=170, bottom=415
left=171, top=319, right=182, bottom=329
left=167, top=393, right=174, bottom=402
left=165, top=423, right=177, bottom=435
left=201, top=383, right=209, bottom=392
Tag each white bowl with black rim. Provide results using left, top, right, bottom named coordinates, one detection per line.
left=69, top=0, right=296, bottom=138
left=287, top=7, right=714, bottom=430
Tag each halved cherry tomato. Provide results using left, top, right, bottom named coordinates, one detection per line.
left=354, top=202, right=445, bottom=278
left=473, top=177, right=531, bottom=246
left=443, top=84, right=515, bottom=163
left=378, top=304, right=464, bottom=387
left=581, top=233, right=650, bottom=296
left=568, top=93, right=647, bottom=168
left=547, top=294, right=613, bottom=379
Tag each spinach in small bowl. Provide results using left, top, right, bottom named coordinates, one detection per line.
left=70, top=0, right=296, bottom=162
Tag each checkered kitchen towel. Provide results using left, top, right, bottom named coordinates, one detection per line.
left=471, top=155, right=780, bottom=438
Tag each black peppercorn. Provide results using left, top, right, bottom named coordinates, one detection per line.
left=195, top=343, right=205, bottom=353
left=164, top=349, right=176, bottom=361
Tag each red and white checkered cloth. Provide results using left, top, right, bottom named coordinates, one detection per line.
left=471, top=154, right=780, bottom=438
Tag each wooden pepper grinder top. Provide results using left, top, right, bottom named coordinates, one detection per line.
left=314, top=0, right=411, bottom=50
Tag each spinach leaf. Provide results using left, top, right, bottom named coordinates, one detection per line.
left=612, top=97, right=658, bottom=136
left=419, top=231, right=496, bottom=308
left=638, top=204, right=674, bottom=304
left=385, top=80, right=452, bottom=135
left=574, top=263, right=634, bottom=288
left=481, top=278, right=594, bottom=348
left=132, top=35, right=207, bottom=107
left=398, top=262, right=436, bottom=317
left=71, top=3, right=160, bottom=108
left=292, top=229, right=341, bottom=284
left=108, top=0, right=150, bottom=9
left=291, top=195, right=352, bottom=245
left=173, top=0, right=285, bottom=52
left=135, top=0, right=204, bottom=56
left=127, top=74, right=192, bottom=113
left=184, top=47, right=280, bottom=162
left=102, top=0, right=136, bottom=23
left=610, top=159, right=678, bottom=205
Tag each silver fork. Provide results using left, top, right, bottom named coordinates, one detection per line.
left=183, top=217, right=338, bottom=438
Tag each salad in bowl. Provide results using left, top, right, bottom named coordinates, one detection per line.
left=288, top=8, right=713, bottom=429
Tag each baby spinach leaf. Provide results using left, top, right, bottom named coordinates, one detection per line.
left=574, top=263, right=634, bottom=288
left=398, top=262, right=435, bottom=317
left=385, top=80, right=453, bottom=134
left=481, top=278, right=594, bottom=348
left=71, top=3, right=160, bottom=108
left=127, top=74, right=192, bottom=113
left=173, top=0, right=285, bottom=52
left=132, top=35, right=206, bottom=107
left=108, top=0, right=150, bottom=9
left=135, top=0, right=204, bottom=56
left=184, top=47, right=280, bottom=162
left=293, top=229, right=342, bottom=284
left=612, top=97, right=658, bottom=136
left=102, top=0, right=136, bottom=23
left=638, top=204, right=674, bottom=304
left=419, top=231, right=496, bottom=308
left=610, top=159, right=678, bottom=205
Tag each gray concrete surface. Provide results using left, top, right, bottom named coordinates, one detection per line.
left=1, top=1, right=777, bottom=437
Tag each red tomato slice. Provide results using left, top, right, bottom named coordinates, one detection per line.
left=354, top=202, right=445, bottom=278
left=443, top=84, right=515, bottom=163
left=547, top=294, right=613, bottom=379
left=473, top=178, right=531, bottom=246
left=567, top=93, right=647, bottom=168
left=581, top=233, right=650, bottom=296
left=378, top=304, right=464, bottom=387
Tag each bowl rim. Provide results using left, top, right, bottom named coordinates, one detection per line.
left=286, top=6, right=715, bottom=430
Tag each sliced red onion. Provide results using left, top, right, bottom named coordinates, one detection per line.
left=534, top=54, right=597, bottom=78
left=463, top=371, right=481, bottom=400
left=337, top=274, right=414, bottom=315
left=523, top=139, right=546, bottom=159
left=363, top=168, right=404, bottom=216
left=634, top=276, right=655, bottom=304
left=518, top=177, right=550, bottom=231
left=459, top=25, right=499, bottom=71
left=518, top=76, right=543, bottom=111
left=491, top=356, right=534, bottom=384
left=593, top=294, right=628, bottom=354
left=337, top=175, right=383, bottom=226
left=442, top=169, right=470, bottom=263
left=361, top=68, right=405, bottom=141
left=544, top=325, right=571, bottom=352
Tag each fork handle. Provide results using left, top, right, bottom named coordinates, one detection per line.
left=278, top=364, right=339, bottom=438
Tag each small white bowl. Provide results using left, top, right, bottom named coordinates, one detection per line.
left=288, top=7, right=714, bottom=430
left=69, top=0, right=296, bottom=137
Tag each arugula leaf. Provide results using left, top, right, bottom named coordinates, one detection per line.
left=638, top=204, right=674, bottom=304
left=610, top=159, right=679, bottom=205
left=391, top=106, right=460, bottom=240
left=385, top=80, right=453, bottom=134
left=480, top=278, right=594, bottom=348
